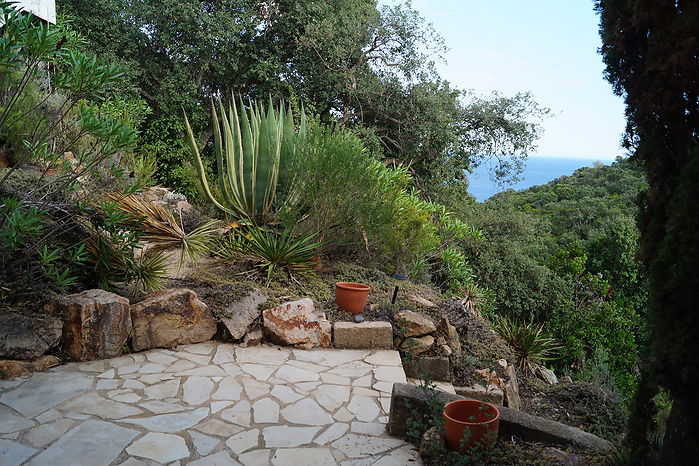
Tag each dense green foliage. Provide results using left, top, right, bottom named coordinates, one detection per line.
left=463, top=159, right=647, bottom=399
left=59, top=0, right=548, bottom=199
left=596, top=1, right=698, bottom=461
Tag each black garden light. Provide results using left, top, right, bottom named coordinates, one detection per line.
left=391, top=273, right=407, bottom=304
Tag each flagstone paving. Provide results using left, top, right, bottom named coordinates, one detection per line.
left=0, top=343, right=422, bottom=465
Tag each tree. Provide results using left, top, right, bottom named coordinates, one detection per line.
left=595, top=0, right=699, bottom=462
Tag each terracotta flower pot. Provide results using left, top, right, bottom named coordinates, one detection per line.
left=335, top=282, right=371, bottom=315
left=443, top=400, right=500, bottom=452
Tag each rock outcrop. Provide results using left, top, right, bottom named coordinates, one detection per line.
left=395, top=310, right=437, bottom=337
left=262, top=298, right=331, bottom=349
left=130, top=289, right=217, bottom=351
left=49, top=289, right=131, bottom=361
left=0, top=312, right=62, bottom=360
left=219, top=289, right=267, bottom=340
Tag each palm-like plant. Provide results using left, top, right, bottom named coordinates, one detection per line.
left=213, top=226, right=322, bottom=282
left=110, top=194, right=217, bottom=269
left=184, top=96, right=305, bottom=222
left=491, top=314, right=561, bottom=375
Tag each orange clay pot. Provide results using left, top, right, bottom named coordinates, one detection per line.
left=443, top=400, right=500, bottom=452
left=335, top=282, right=371, bottom=315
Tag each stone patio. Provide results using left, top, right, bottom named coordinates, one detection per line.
left=0, top=342, right=422, bottom=465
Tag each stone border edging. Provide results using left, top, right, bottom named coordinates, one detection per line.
left=387, top=382, right=613, bottom=453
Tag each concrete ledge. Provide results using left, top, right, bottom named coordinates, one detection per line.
left=388, top=382, right=612, bottom=453
left=333, top=321, right=393, bottom=349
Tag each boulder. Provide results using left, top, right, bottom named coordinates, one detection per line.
left=130, top=289, right=217, bottom=351
left=395, top=310, right=436, bottom=337
left=49, top=289, right=131, bottom=361
left=537, top=367, right=559, bottom=385
left=242, top=328, right=263, bottom=347
left=0, top=312, right=62, bottom=360
left=400, top=335, right=434, bottom=355
left=438, top=316, right=462, bottom=359
left=504, top=365, right=522, bottom=411
left=219, top=289, right=268, bottom=340
left=0, top=360, right=29, bottom=379
left=262, top=298, right=331, bottom=349
left=454, top=384, right=504, bottom=405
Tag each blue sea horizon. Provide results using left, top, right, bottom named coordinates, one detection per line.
left=467, top=156, right=611, bottom=202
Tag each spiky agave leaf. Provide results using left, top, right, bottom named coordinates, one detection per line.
left=491, top=314, right=562, bottom=375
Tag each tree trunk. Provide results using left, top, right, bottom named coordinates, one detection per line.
left=661, top=397, right=699, bottom=463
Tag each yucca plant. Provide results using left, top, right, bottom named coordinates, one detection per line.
left=109, top=194, right=217, bottom=269
left=491, top=314, right=561, bottom=375
left=213, top=226, right=322, bottom=282
left=184, top=96, right=305, bottom=222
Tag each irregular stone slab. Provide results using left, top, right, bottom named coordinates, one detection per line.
left=242, top=378, right=270, bottom=400
left=226, top=428, right=260, bottom=454
left=212, top=344, right=236, bottom=364
left=0, top=312, right=62, bottom=360
left=211, top=400, right=233, bottom=413
left=271, top=447, right=337, bottom=465
left=221, top=400, right=251, bottom=427
left=23, top=419, right=74, bottom=448
left=395, top=310, right=436, bottom=337
left=350, top=422, right=386, bottom=436
left=194, top=418, right=244, bottom=437
left=281, top=398, right=333, bottom=426
left=179, top=341, right=216, bottom=355
left=241, top=363, right=276, bottom=381
left=28, top=420, right=138, bottom=466
left=364, top=351, right=402, bottom=367
left=183, top=376, right=214, bottom=405
left=313, top=423, right=349, bottom=446
left=130, top=289, right=216, bottom=351
left=0, top=411, right=35, bottom=434
left=293, top=349, right=369, bottom=367
left=0, top=438, right=37, bottom=466
left=49, top=289, right=131, bottom=361
left=320, top=372, right=350, bottom=385
left=263, top=426, right=322, bottom=447
left=373, top=366, right=407, bottom=383
left=218, top=289, right=267, bottom=340
left=236, top=345, right=290, bottom=365
left=263, top=298, right=331, bottom=349
left=333, top=321, right=393, bottom=349
left=212, top=377, right=243, bottom=400
left=253, top=398, right=280, bottom=423
left=327, top=361, right=373, bottom=378
left=144, top=378, right=180, bottom=400
left=270, top=385, right=303, bottom=404
left=126, top=432, right=189, bottom=463
left=314, top=385, right=351, bottom=412
left=346, top=396, right=380, bottom=422
left=139, top=400, right=185, bottom=414
left=189, top=430, right=219, bottom=456
left=60, top=392, right=143, bottom=419
left=331, top=433, right=404, bottom=458
left=146, top=351, right=178, bottom=365
left=238, top=449, right=271, bottom=466
left=274, top=365, right=320, bottom=383
left=372, top=444, right=420, bottom=465
left=189, top=450, right=240, bottom=466
left=0, top=371, right=93, bottom=418
left=121, top=407, right=209, bottom=433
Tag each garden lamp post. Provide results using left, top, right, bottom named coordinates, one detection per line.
left=391, top=273, right=407, bottom=304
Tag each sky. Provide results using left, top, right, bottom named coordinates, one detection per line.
left=381, top=0, right=627, bottom=160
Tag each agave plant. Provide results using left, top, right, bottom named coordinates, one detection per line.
left=184, top=96, right=305, bottom=222
left=491, top=314, right=561, bottom=375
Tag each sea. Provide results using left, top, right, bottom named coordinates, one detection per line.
left=467, top=156, right=611, bottom=202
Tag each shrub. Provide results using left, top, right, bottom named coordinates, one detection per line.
left=213, top=226, right=322, bottom=282
left=491, top=314, right=561, bottom=375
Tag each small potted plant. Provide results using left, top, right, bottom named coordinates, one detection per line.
left=442, top=399, right=500, bottom=452
left=335, top=282, right=371, bottom=315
